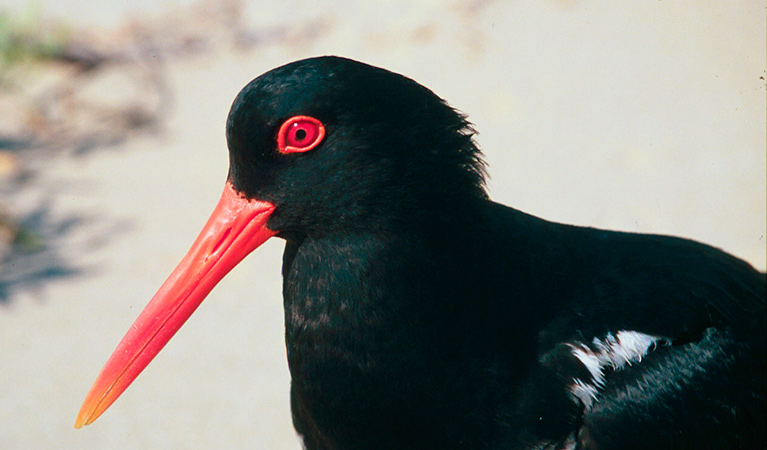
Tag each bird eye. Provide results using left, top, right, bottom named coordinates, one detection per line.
left=277, top=116, right=325, bottom=154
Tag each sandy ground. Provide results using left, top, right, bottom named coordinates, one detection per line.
left=0, top=1, right=764, bottom=449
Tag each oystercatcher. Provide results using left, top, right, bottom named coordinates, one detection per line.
left=76, top=56, right=766, bottom=449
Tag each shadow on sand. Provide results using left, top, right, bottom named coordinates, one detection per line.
left=0, top=0, right=336, bottom=303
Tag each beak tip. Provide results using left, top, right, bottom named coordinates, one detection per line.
left=74, top=416, right=87, bottom=429
left=75, top=401, right=99, bottom=429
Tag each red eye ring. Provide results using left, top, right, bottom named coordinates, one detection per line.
left=277, top=115, right=325, bottom=154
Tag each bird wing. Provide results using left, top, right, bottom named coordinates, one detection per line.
left=485, top=202, right=766, bottom=449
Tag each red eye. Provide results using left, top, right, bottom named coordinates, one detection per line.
left=277, top=116, right=325, bottom=154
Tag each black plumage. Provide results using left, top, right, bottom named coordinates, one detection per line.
left=78, top=55, right=763, bottom=449
left=222, top=56, right=766, bottom=449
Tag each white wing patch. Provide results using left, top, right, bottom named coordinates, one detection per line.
left=570, top=378, right=600, bottom=407
left=567, top=331, right=669, bottom=410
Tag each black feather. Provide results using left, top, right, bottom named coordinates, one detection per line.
left=225, top=56, right=766, bottom=450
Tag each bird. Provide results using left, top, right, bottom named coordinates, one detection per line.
left=75, top=56, right=766, bottom=449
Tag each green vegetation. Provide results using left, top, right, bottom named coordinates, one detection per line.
left=0, top=6, right=71, bottom=80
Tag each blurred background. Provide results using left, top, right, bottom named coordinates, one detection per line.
left=0, top=0, right=764, bottom=448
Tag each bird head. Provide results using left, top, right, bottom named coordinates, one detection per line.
left=226, top=56, right=487, bottom=237
left=75, top=56, right=487, bottom=428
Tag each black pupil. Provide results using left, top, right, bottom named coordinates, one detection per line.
left=295, top=128, right=307, bottom=141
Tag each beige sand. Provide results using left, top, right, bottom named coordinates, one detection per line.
left=1, top=1, right=764, bottom=448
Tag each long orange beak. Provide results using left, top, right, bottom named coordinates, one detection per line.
left=75, top=182, right=276, bottom=428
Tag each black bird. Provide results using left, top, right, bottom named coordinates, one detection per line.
left=76, top=56, right=766, bottom=450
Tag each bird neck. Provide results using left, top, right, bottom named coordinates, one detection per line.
left=281, top=228, right=455, bottom=361
left=278, top=202, right=583, bottom=448
left=281, top=226, right=494, bottom=447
